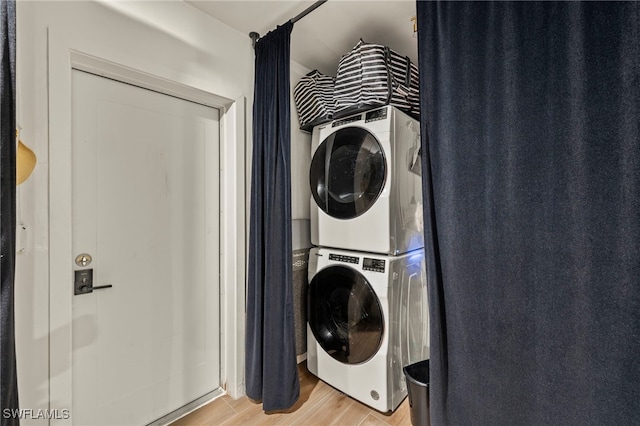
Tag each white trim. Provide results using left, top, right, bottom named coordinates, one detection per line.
left=69, top=50, right=225, bottom=109
left=48, top=29, right=74, bottom=425
left=48, top=30, right=246, bottom=424
left=220, top=97, right=247, bottom=399
left=147, top=388, right=226, bottom=426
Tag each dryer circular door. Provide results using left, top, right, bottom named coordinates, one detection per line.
left=308, top=265, right=384, bottom=364
left=310, top=127, right=386, bottom=219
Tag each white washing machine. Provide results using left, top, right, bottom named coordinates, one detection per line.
left=306, top=246, right=429, bottom=413
left=309, top=105, right=424, bottom=255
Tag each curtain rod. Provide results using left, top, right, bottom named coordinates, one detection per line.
left=291, top=0, right=328, bottom=24
left=249, top=0, right=328, bottom=48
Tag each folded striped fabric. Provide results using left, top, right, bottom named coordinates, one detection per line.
left=293, top=70, right=336, bottom=132
left=334, top=39, right=420, bottom=118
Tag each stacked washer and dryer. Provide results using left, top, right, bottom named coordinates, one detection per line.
left=306, top=105, right=430, bottom=413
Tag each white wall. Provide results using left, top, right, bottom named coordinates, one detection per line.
left=290, top=61, right=313, bottom=250
left=15, top=1, right=253, bottom=423
left=290, top=61, right=312, bottom=222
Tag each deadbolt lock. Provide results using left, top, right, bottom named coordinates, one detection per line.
left=75, top=253, right=93, bottom=267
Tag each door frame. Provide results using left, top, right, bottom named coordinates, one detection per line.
left=48, top=30, right=246, bottom=424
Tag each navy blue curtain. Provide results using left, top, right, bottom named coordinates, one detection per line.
left=246, top=21, right=300, bottom=412
left=0, top=0, right=18, bottom=422
left=418, top=2, right=640, bottom=425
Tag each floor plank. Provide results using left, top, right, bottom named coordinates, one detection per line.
left=172, top=397, right=237, bottom=426
left=358, top=414, right=392, bottom=426
left=171, top=363, right=412, bottom=426
left=289, top=391, right=370, bottom=426
left=370, top=398, right=411, bottom=426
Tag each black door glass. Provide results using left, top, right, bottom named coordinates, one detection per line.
left=309, top=128, right=386, bottom=219
left=308, top=265, right=384, bottom=364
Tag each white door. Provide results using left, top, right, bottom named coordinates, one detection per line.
left=71, top=70, right=220, bottom=426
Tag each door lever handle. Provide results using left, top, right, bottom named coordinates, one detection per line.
left=74, top=269, right=114, bottom=295
left=80, top=284, right=113, bottom=292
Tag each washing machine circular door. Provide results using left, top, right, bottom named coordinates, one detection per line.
left=309, top=127, right=386, bottom=219
left=308, top=265, right=384, bottom=365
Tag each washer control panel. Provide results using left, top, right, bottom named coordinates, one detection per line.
left=328, top=253, right=359, bottom=264
left=363, top=258, right=386, bottom=273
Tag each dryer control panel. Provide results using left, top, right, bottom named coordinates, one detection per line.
left=329, top=253, right=359, bottom=264
left=365, top=107, right=388, bottom=123
left=363, top=258, right=386, bottom=273
left=332, top=114, right=361, bottom=128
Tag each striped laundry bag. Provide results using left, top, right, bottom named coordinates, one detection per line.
left=333, top=39, right=420, bottom=118
left=293, top=70, right=337, bottom=132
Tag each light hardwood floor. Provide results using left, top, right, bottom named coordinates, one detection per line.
left=171, top=362, right=411, bottom=425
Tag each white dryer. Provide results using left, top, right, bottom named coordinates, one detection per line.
left=309, top=105, right=424, bottom=255
left=306, top=246, right=429, bottom=413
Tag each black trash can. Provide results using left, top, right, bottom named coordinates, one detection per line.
left=403, top=359, right=430, bottom=426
